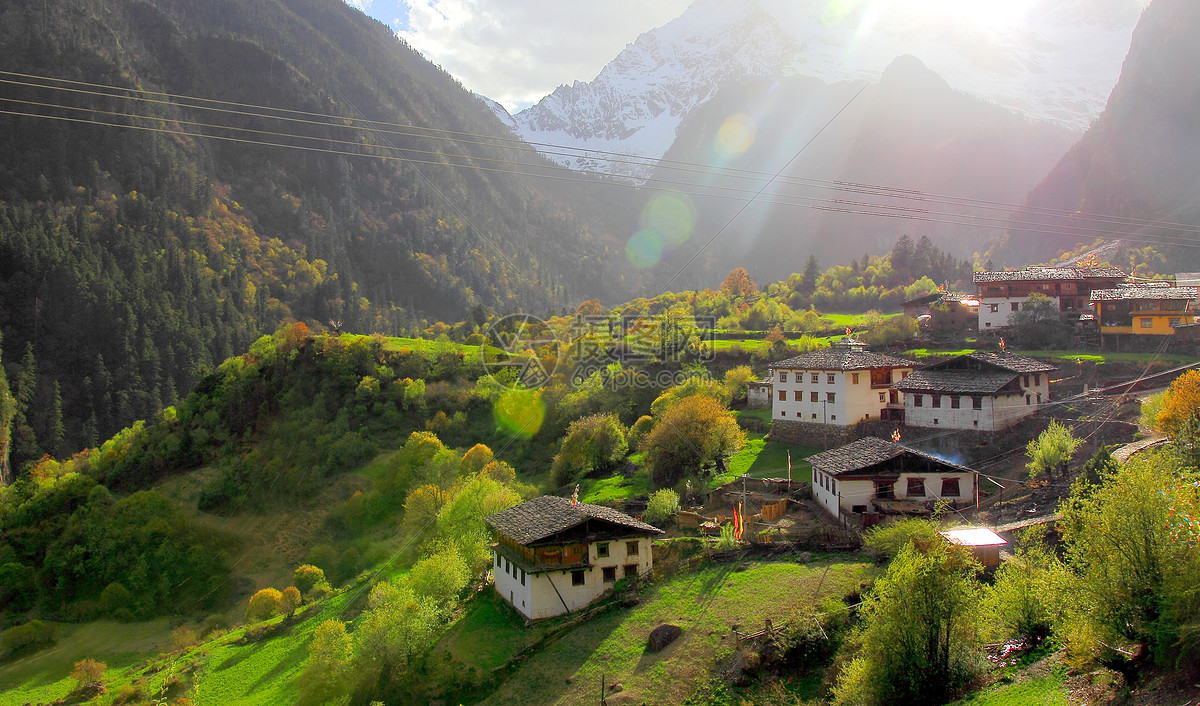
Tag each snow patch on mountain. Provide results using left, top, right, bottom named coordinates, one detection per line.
left=486, top=0, right=1142, bottom=182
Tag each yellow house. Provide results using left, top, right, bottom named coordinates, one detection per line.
left=1091, top=285, right=1200, bottom=339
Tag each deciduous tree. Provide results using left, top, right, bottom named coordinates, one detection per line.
left=641, top=395, right=744, bottom=488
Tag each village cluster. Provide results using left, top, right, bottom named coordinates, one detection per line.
left=480, top=265, right=1198, bottom=621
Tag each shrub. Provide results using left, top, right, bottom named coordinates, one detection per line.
left=550, top=413, right=628, bottom=487
left=247, top=588, right=283, bottom=622
left=715, top=523, right=738, bottom=551
left=170, top=626, right=200, bottom=652
left=293, top=564, right=327, bottom=596
left=643, top=489, right=681, bottom=527
left=627, top=415, right=654, bottom=450
left=72, top=658, right=106, bottom=688
left=280, top=586, right=302, bottom=617
left=0, top=620, right=55, bottom=660
left=409, top=548, right=470, bottom=608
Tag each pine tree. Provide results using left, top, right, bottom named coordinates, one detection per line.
left=0, top=333, right=15, bottom=485
left=799, top=255, right=821, bottom=295
left=11, top=343, right=39, bottom=470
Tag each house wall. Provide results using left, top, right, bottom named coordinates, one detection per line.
left=771, top=367, right=910, bottom=427
left=811, top=467, right=977, bottom=518
left=494, top=535, right=655, bottom=620
left=905, top=375, right=1050, bottom=432
left=1096, top=301, right=1198, bottom=336
left=978, top=295, right=1060, bottom=331
left=747, top=382, right=772, bottom=409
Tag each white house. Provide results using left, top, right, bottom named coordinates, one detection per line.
left=485, top=495, right=663, bottom=620
left=973, top=266, right=1126, bottom=330
left=896, top=352, right=1056, bottom=431
left=747, top=371, right=773, bottom=409
left=807, top=437, right=979, bottom=522
left=770, top=338, right=914, bottom=425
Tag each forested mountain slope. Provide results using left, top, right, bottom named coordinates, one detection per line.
left=0, top=0, right=638, bottom=467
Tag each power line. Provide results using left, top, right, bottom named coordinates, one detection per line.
left=5, top=69, right=1200, bottom=240
left=7, top=100, right=1200, bottom=256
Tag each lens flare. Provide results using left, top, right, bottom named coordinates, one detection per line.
left=715, top=113, right=758, bottom=160
left=642, top=193, right=696, bottom=247
left=626, top=229, right=664, bottom=268
left=493, top=389, right=544, bottom=438
left=821, top=0, right=861, bottom=26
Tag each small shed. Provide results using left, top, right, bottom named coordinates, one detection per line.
left=941, top=527, right=1007, bottom=568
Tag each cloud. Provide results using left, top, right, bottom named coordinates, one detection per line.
left=397, top=0, right=690, bottom=112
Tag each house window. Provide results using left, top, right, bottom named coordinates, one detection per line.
left=811, top=413, right=817, bottom=419
left=951, top=396, right=961, bottom=409
left=779, top=390, right=786, bottom=401
left=1011, top=302, right=1020, bottom=312
left=572, top=570, right=586, bottom=586
left=941, top=478, right=961, bottom=497
left=811, top=392, right=819, bottom=403
left=934, top=418, right=939, bottom=425
left=602, top=566, right=617, bottom=583
left=494, top=552, right=500, bottom=567
left=831, top=415, right=836, bottom=421
left=1026, top=395, right=1031, bottom=405
left=626, top=540, right=639, bottom=556
left=852, top=373, right=860, bottom=384
left=623, top=564, right=638, bottom=578
left=811, top=374, right=819, bottom=383
left=1033, top=374, right=1040, bottom=385
left=932, top=395, right=941, bottom=408
left=907, top=477, right=925, bottom=497
left=596, top=542, right=610, bottom=559
left=780, top=372, right=788, bottom=383
left=505, top=558, right=511, bottom=574
left=827, top=392, right=836, bottom=403
left=827, top=374, right=835, bottom=384
left=879, top=392, right=886, bottom=403
left=1170, top=317, right=1182, bottom=327
left=973, top=396, right=983, bottom=410
left=1141, top=318, right=1153, bottom=328
left=520, top=569, right=525, bottom=586
left=780, top=411, right=785, bottom=416
left=913, top=395, right=923, bottom=407
left=990, top=304, right=999, bottom=313
left=794, top=391, right=801, bottom=401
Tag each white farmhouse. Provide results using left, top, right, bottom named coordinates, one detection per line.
left=973, top=266, right=1126, bottom=330
left=807, top=437, right=979, bottom=522
left=770, top=338, right=914, bottom=425
left=896, top=352, right=1056, bottom=431
left=485, top=496, right=663, bottom=620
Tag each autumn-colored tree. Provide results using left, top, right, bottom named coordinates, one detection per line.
left=479, top=459, right=517, bottom=484
left=293, top=565, right=327, bottom=597
left=280, top=586, right=301, bottom=617
left=72, top=658, right=106, bottom=689
left=1155, top=370, right=1200, bottom=461
left=641, top=395, right=745, bottom=488
left=402, top=484, right=450, bottom=535
left=247, top=587, right=283, bottom=622
left=628, top=415, right=655, bottom=450
left=720, top=267, right=758, bottom=299
left=460, top=443, right=494, bottom=475
left=576, top=299, right=605, bottom=316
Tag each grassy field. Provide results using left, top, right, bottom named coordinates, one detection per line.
left=725, top=434, right=818, bottom=483
left=478, top=556, right=875, bottom=705
left=951, top=673, right=1069, bottom=706
left=0, top=620, right=173, bottom=705
left=901, top=347, right=1197, bottom=366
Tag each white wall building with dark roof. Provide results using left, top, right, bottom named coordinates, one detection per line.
left=769, top=338, right=914, bottom=426
left=896, top=352, right=1056, bottom=431
left=973, top=266, right=1127, bottom=330
left=485, top=495, right=663, bottom=620
left=808, top=437, right=979, bottom=522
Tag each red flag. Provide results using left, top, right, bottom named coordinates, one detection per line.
left=734, top=503, right=744, bottom=540
left=846, top=326, right=852, bottom=338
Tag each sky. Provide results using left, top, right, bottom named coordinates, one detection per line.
left=344, top=0, right=1150, bottom=116
left=344, top=0, right=690, bottom=112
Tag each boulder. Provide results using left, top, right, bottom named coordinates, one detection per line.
left=646, top=623, right=683, bottom=651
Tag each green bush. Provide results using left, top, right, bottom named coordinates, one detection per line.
left=0, top=620, right=55, bottom=660
left=643, top=489, right=681, bottom=527
left=293, top=564, right=327, bottom=596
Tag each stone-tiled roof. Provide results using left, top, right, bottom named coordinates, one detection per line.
left=485, top=495, right=662, bottom=546
left=771, top=349, right=914, bottom=372
left=1090, top=286, right=1200, bottom=301
left=895, top=370, right=1020, bottom=394
left=955, top=352, right=1056, bottom=374
left=806, top=437, right=975, bottom=477
left=973, top=267, right=1126, bottom=283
